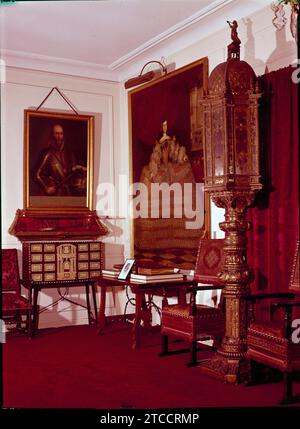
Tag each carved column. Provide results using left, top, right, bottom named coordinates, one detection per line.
left=203, top=191, right=256, bottom=383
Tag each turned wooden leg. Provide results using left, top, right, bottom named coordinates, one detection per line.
left=16, top=311, right=22, bottom=331
left=32, top=286, right=39, bottom=335
left=91, top=282, right=98, bottom=324
left=132, top=292, right=143, bottom=349
left=160, top=334, right=169, bottom=356
left=85, top=283, right=91, bottom=325
left=281, top=372, right=293, bottom=404
left=187, top=341, right=198, bottom=367
left=97, top=282, right=106, bottom=334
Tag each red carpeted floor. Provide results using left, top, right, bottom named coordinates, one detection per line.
left=2, top=323, right=300, bottom=409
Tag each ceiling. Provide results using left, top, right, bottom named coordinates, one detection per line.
left=0, top=0, right=271, bottom=82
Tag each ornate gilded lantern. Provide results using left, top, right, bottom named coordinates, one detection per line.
left=199, top=21, right=262, bottom=383
left=202, top=24, right=261, bottom=192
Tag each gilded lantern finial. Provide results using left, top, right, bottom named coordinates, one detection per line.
left=227, top=20, right=241, bottom=59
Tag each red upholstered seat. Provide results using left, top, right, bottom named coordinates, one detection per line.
left=2, top=249, right=33, bottom=335
left=3, top=293, right=33, bottom=310
left=160, top=238, right=225, bottom=366
left=248, top=321, right=286, bottom=338
left=246, top=240, right=300, bottom=403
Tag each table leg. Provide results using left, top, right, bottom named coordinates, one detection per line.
left=85, top=283, right=91, bottom=325
left=28, top=283, right=33, bottom=305
left=91, top=281, right=98, bottom=324
left=32, top=286, right=39, bottom=335
left=132, top=292, right=144, bottom=350
left=97, top=281, right=106, bottom=334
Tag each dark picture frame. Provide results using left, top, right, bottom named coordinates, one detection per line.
left=24, top=109, right=94, bottom=211
left=128, top=57, right=210, bottom=269
left=118, top=259, right=135, bottom=280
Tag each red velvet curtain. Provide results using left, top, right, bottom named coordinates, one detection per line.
left=247, top=66, right=299, bottom=300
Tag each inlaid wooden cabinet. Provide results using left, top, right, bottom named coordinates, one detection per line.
left=22, top=240, right=102, bottom=287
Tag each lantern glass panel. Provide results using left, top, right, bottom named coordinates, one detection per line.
left=212, top=109, right=225, bottom=176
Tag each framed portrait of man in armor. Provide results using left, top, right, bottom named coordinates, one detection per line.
left=128, top=57, right=210, bottom=270
left=24, top=110, right=94, bottom=211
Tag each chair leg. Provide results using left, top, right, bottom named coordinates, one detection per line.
left=159, top=334, right=169, bottom=356
left=16, top=311, right=22, bottom=331
left=281, top=372, right=294, bottom=404
left=187, top=341, right=198, bottom=367
left=32, top=286, right=39, bottom=334
left=91, top=282, right=98, bottom=324
left=27, top=309, right=33, bottom=338
left=85, top=283, right=91, bottom=325
left=212, top=336, right=222, bottom=350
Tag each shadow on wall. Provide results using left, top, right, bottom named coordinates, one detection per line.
left=242, top=18, right=265, bottom=74
left=265, top=27, right=296, bottom=74
left=101, top=218, right=124, bottom=239
left=242, top=15, right=296, bottom=76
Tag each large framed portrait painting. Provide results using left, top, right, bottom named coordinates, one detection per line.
left=24, top=110, right=94, bottom=211
left=129, top=57, right=210, bottom=269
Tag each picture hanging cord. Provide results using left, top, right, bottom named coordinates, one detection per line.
left=35, top=86, right=79, bottom=114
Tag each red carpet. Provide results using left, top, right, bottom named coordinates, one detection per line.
left=2, top=323, right=300, bottom=409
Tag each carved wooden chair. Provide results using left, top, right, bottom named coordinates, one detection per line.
left=160, top=238, right=225, bottom=366
left=246, top=240, right=300, bottom=403
left=2, top=249, right=33, bottom=336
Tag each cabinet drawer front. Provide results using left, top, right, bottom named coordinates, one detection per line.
left=78, top=243, right=89, bottom=252
left=31, top=254, right=43, bottom=262
left=90, top=252, right=100, bottom=260
left=90, top=271, right=101, bottom=278
left=44, top=263, right=55, bottom=272
left=78, top=262, right=89, bottom=270
left=90, top=242, right=101, bottom=251
left=31, top=244, right=42, bottom=253
left=44, top=244, right=55, bottom=252
left=31, top=273, right=42, bottom=282
left=44, top=273, right=56, bottom=282
left=78, top=271, right=89, bottom=279
left=44, top=253, right=55, bottom=262
left=31, top=264, right=42, bottom=272
left=78, top=253, right=88, bottom=261
left=90, top=262, right=100, bottom=270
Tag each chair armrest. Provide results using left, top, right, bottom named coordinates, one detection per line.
left=186, top=284, right=225, bottom=292
left=245, top=292, right=295, bottom=325
left=244, top=292, right=295, bottom=301
left=187, top=284, right=224, bottom=316
left=270, top=300, right=300, bottom=338
left=271, top=299, right=300, bottom=309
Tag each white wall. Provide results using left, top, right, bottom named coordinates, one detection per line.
left=1, top=67, right=134, bottom=328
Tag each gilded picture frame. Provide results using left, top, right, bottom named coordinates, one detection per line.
left=128, top=57, right=210, bottom=269
left=24, top=110, right=94, bottom=211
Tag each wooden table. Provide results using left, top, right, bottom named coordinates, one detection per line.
left=98, top=276, right=199, bottom=349
left=30, top=279, right=98, bottom=333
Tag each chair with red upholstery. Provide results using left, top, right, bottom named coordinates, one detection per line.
left=2, top=248, right=33, bottom=336
left=160, top=238, right=225, bottom=366
left=246, top=240, right=300, bottom=403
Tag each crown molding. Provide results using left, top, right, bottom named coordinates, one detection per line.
left=0, top=0, right=272, bottom=82
left=117, top=0, right=272, bottom=81
left=0, top=49, right=119, bottom=82
left=109, top=0, right=235, bottom=71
